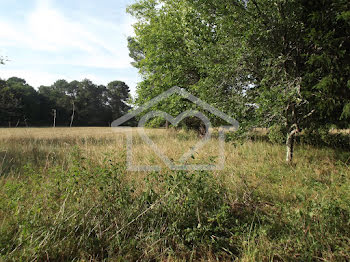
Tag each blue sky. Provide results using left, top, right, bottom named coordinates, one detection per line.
left=0, top=0, right=140, bottom=95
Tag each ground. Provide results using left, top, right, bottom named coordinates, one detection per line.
left=0, top=127, right=349, bottom=261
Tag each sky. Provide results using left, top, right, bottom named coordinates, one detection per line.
left=0, top=0, right=140, bottom=95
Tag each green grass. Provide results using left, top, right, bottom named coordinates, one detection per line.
left=0, top=127, right=349, bottom=261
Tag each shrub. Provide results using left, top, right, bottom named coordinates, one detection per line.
left=300, top=128, right=350, bottom=150
left=268, top=124, right=287, bottom=144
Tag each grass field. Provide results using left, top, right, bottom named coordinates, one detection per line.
left=0, top=127, right=349, bottom=261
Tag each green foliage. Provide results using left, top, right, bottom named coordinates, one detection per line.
left=300, top=128, right=350, bottom=150
left=0, top=77, right=41, bottom=126
left=139, top=171, right=235, bottom=251
left=127, top=0, right=350, bottom=161
left=268, top=125, right=287, bottom=144
left=0, top=77, right=131, bottom=127
left=0, top=159, right=237, bottom=260
left=341, top=102, right=350, bottom=120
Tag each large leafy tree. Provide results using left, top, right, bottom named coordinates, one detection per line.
left=38, top=79, right=132, bottom=126
left=0, top=77, right=41, bottom=126
left=128, top=0, right=350, bottom=162
left=238, top=0, right=350, bottom=161
left=301, top=0, right=350, bottom=128
left=1, top=50, right=132, bottom=127
left=3, top=78, right=133, bottom=127
left=106, top=80, right=131, bottom=120
left=77, top=79, right=119, bottom=126
left=38, top=80, right=73, bottom=126
left=127, top=0, right=248, bottom=129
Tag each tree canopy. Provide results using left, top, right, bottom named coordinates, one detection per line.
left=127, top=0, right=350, bottom=162
left=0, top=0, right=349, bottom=162
left=0, top=77, right=131, bottom=127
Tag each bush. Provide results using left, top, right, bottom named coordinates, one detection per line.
left=268, top=124, right=287, bottom=144
left=300, top=128, right=350, bottom=150
left=0, top=161, right=244, bottom=261
left=138, top=171, right=236, bottom=254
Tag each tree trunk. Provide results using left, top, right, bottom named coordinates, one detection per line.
left=52, top=109, right=56, bottom=128
left=70, top=101, right=75, bottom=128
left=286, top=129, right=297, bottom=163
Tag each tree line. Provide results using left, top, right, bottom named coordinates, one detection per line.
left=0, top=77, right=131, bottom=127
left=127, top=0, right=350, bottom=162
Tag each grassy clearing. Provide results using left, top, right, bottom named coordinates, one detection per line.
left=0, top=127, right=349, bottom=261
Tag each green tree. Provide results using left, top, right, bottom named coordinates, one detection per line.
left=39, top=80, right=72, bottom=126
left=0, top=77, right=41, bottom=126
left=127, top=0, right=244, bottom=130
left=106, top=80, right=131, bottom=121
left=73, top=79, right=108, bottom=126
left=301, top=0, right=350, bottom=128
left=1, top=76, right=132, bottom=127
left=128, top=0, right=350, bottom=162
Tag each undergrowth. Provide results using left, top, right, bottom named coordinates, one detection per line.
left=0, top=156, right=349, bottom=261
left=0, top=128, right=349, bottom=261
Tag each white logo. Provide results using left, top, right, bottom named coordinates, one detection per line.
left=112, top=86, right=239, bottom=171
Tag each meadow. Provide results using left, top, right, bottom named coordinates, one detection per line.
left=0, top=127, right=349, bottom=261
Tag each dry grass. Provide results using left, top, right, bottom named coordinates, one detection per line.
left=0, top=127, right=349, bottom=261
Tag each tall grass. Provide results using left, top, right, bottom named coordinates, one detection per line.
left=0, top=127, right=349, bottom=261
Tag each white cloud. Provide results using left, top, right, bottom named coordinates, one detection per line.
left=0, top=0, right=135, bottom=69
left=0, top=69, right=70, bottom=87
left=0, top=0, right=140, bottom=96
